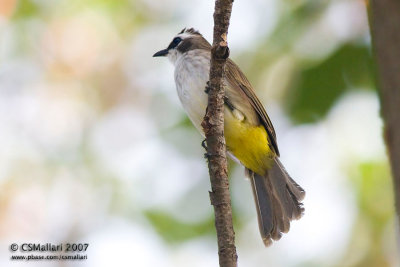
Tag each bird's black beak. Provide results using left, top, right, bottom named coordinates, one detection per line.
left=153, top=49, right=169, bottom=57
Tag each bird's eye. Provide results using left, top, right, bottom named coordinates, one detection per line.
left=167, top=37, right=183, bottom=50
left=173, top=37, right=182, bottom=45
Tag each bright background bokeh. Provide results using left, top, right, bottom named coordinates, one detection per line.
left=0, top=0, right=398, bottom=266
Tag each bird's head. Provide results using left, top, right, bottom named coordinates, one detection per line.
left=153, top=28, right=211, bottom=64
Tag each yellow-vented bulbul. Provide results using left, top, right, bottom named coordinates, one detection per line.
left=154, top=28, right=305, bottom=246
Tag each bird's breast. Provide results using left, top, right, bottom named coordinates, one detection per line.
left=174, top=51, right=210, bottom=133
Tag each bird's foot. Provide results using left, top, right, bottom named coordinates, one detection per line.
left=204, top=81, right=212, bottom=94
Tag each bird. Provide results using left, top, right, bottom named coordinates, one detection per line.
left=153, top=28, right=305, bottom=246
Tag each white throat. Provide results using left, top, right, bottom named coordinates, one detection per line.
left=167, top=49, right=181, bottom=66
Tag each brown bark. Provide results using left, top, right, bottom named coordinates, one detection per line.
left=369, top=0, right=400, bottom=218
left=200, top=0, right=237, bottom=266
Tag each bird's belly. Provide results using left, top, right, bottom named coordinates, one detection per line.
left=224, top=110, right=274, bottom=175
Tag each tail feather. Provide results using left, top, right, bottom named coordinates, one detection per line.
left=275, top=158, right=305, bottom=202
left=248, top=170, right=274, bottom=246
left=247, top=158, right=305, bottom=246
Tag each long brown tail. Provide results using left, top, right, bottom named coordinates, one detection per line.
left=246, top=157, right=305, bottom=246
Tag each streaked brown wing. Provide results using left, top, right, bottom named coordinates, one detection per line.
left=225, top=59, right=280, bottom=156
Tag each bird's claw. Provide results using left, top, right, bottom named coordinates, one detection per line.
left=205, top=81, right=212, bottom=94
left=201, top=139, right=208, bottom=150
left=204, top=152, right=212, bottom=159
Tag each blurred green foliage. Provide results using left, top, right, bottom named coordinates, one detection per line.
left=13, top=0, right=39, bottom=19
left=272, top=1, right=327, bottom=50
left=145, top=210, right=215, bottom=243
left=145, top=205, right=244, bottom=244
left=288, top=44, right=375, bottom=123
left=343, top=162, right=394, bottom=267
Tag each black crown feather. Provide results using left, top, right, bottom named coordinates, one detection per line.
left=178, top=27, right=201, bottom=36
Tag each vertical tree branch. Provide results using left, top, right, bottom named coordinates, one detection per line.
left=368, top=0, right=400, bottom=219
left=201, top=0, right=237, bottom=266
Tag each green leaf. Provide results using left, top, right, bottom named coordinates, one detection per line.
left=287, top=44, right=375, bottom=124
left=144, top=210, right=215, bottom=243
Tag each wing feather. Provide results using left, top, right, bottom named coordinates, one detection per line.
left=225, top=59, right=280, bottom=156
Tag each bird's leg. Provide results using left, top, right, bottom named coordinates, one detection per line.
left=202, top=139, right=212, bottom=159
